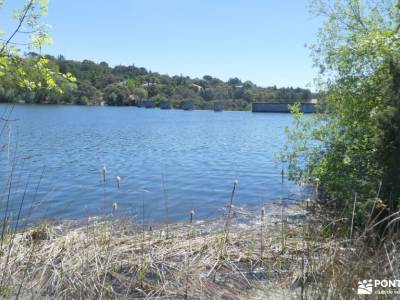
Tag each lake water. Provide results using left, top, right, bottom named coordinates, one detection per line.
left=0, top=104, right=305, bottom=224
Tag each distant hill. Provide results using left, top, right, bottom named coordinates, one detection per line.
left=0, top=53, right=317, bottom=111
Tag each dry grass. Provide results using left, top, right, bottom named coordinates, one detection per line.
left=0, top=203, right=310, bottom=299
left=0, top=202, right=399, bottom=299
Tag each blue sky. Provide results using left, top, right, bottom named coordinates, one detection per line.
left=2, top=0, right=321, bottom=89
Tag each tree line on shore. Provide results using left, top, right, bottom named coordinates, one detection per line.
left=0, top=53, right=316, bottom=110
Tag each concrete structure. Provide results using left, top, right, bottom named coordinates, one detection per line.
left=145, top=100, right=155, bottom=108
left=181, top=100, right=194, bottom=111
left=138, top=99, right=155, bottom=108
left=300, top=103, right=317, bottom=113
left=252, top=102, right=317, bottom=113
left=213, top=102, right=223, bottom=112
left=160, top=100, right=172, bottom=109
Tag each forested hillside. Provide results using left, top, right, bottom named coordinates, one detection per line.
left=0, top=53, right=316, bottom=110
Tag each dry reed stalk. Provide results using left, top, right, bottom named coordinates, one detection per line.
left=0, top=203, right=313, bottom=299
left=349, top=192, right=357, bottom=245
left=116, top=176, right=121, bottom=190
left=224, top=179, right=238, bottom=244
left=161, top=173, right=169, bottom=239
left=260, top=208, right=265, bottom=261
left=1, top=190, right=397, bottom=300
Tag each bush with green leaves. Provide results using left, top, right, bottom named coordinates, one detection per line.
left=0, top=1, right=75, bottom=95
left=284, top=0, right=400, bottom=229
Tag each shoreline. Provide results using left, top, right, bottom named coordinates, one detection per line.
left=1, top=101, right=252, bottom=112
left=1, top=198, right=394, bottom=299
left=1, top=201, right=310, bottom=299
left=18, top=198, right=306, bottom=230
left=2, top=101, right=315, bottom=113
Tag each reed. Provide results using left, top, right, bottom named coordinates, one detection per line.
left=115, top=176, right=121, bottom=190
left=224, top=179, right=238, bottom=244
left=102, top=166, right=106, bottom=184
left=260, top=207, right=265, bottom=260
left=162, top=173, right=170, bottom=239
left=0, top=197, right=399, bottom=299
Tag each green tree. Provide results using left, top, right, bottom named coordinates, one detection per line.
left=285, top=0, right=400, bottom=229
left=131, top=87, right=147, bottom=100
left=228, top=77, right=242, bottom=86
left=200, top=88, right=215, bottom=101
left=74, top=80, right=99, bottom=105
left=103, top=83, right=130, bottom=106
left=126, top=78, right=137, bottom=91
left=0, top=0, right=73, bottom=93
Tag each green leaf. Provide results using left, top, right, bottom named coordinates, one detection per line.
left=39, top=0, right=49, bottom=15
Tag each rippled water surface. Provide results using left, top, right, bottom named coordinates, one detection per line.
left=0, top=104, right=305, bottom=223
